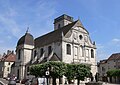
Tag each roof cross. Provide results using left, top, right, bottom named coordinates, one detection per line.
left=26, top=27, right=29, bottom=33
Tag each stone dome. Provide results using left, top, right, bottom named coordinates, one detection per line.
left=17, top=32, right=34, bottom=46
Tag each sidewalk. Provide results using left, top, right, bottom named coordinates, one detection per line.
left=102, top=82, right=120, bottom=85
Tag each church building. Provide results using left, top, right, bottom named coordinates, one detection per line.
left=14, top=14, right=97, bottom=83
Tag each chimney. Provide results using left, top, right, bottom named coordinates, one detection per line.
left=12, top=50, right=14, bottom=54
left=3, top=53, right=6, bottom=57
left=7, top=50, right=11, bottom=55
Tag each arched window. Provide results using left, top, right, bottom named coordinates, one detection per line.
left=91, top=49, right=94, bottom=58
left=18, top=49, right=21, bottom=60
left=27, top=67, right=29, bottom=72
left=40, top=48, right=44, bottom=56
left=34, top=50, right=37, bottom=58
left=48, top=46, right=52, bottom=55
left=17, top=69, right=19, bottom=79
left=66, top=44, right=71, bottom=55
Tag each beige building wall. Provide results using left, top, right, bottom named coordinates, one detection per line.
left=3, top=62, right=14, bottom=78
left=15, top=44, right=34, bottom=80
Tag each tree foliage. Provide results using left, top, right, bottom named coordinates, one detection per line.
left=107, top=69, right=120, bottom=77
left=64, top=64, right=91, bottom=84
left=65, top=64, right=75, bottom=83
left=44, top=61, right=66, bottom=78
left=30, top=61, right=66, bottom=78
left=30, top=61, right=91, bottom=85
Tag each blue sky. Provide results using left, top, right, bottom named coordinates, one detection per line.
left=0, top=0, right=120, bottom=61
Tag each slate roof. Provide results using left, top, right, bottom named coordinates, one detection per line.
left=35, top=20, right=78, bottom=48
left=99, top=59, right=107, bottom=64
left=108, top=53, right=120, bottom=60
left=17, top=32, right=34, bottom=46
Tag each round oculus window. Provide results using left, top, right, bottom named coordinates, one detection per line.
left=79, top=35, right=83, bottom=40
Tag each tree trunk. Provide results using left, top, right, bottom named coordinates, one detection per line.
left=59, top=77, right=62, bottom=84
left=53, top=77, right=56, bottom=85
left=77, top=79, right=80, bottom=85
left=68, top=80, right=71, bottom=84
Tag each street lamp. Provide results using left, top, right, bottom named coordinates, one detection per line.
left=45, top=67, right=50, bottom=85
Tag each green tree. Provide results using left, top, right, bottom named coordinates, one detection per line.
left=45, top=61, right=66, bottom=85
left=30, top=63, right=47, bottom=77
left=74, top=64, right=91, bottom=85
left=65, top=64, right=91, bottom=85
left=107, top=69, right=120, bottom=83
left=65, top=64, right=75, bottom=84
left=30, top=61, right=66, bottom=85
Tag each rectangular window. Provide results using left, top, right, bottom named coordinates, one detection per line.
left=48, top=46, right=52, bottom=55
left=40, top=48, right=44, bottom=56
left=7, top=67, right=9, bottom=71
left=34, top=50, right=37, bottom=58
left=91, top=49, right=94, bottom=58
left=66, top=44, right=71, bottom=55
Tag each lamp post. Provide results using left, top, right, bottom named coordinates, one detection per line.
left=46, top=67, right=50, bottom=85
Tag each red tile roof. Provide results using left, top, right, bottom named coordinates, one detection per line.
left=1, top=53, right=16, bottom=62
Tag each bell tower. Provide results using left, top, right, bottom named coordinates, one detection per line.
left=15, top=28, right=34, bottom=80
left=54, top=14, right=73, bottom=30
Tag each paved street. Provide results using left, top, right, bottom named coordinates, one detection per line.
left=102, top=82, right=120, bottom=85
left=0, top=78, right=8, bottom=85
left=0, top=78, right=120, bottom=85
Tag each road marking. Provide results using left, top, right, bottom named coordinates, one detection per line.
left=0, top=81, right=5, bottom=85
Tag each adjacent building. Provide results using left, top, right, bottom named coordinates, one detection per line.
left=98, top=53, right=120, bottom=82
left=0, top=50, right=16, bottom=78
left=14, top=14, right=97, bottom=83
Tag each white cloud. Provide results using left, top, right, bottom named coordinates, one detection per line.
left=111, top=38, right=120, bottom=47
left=112, top=38, right=120, bottom=42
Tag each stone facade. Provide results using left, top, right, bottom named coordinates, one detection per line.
left=0, top=50, right=16, bottom=78
left=15, top=14, right=97, bottom=83
left=98, top=53, right=120, bottom=83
